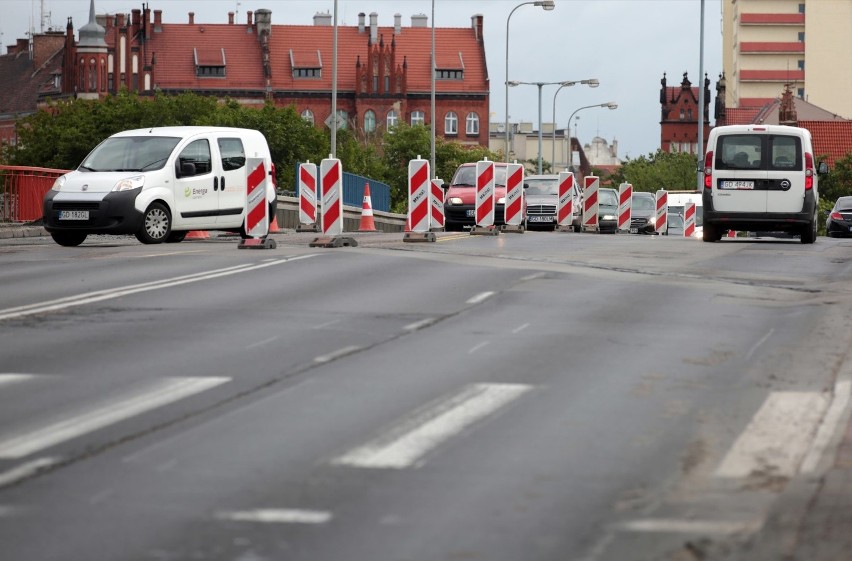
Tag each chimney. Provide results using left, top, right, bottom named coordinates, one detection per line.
left=394, top=13, right=402, bottom=34
left=255, top=9, right=272, bottom=38
left=228, top=12, right=234, bottom=25
left=370, top=12, right=378, bottom=43
left=247, top=11, right=253, bottom=26
left=471, top=14, right=483, bottom=42
left=188, top=12, right=195, bottom=25
left=116, top=13, right=125, bottom=28
left=132, top=8, right=141, bottom=27
left=153, top=10, right=162, bottom=32
left=15, top=38, right=29, bottom=55
left=411, top=13, right=428, bottom=28
left=358, top=12, right=365, bottom=33
left=313, top=11, right=332, bottom=26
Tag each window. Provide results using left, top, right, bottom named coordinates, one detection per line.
left=196, top=65, right=225, bottom=77
left=177, top=139, right=212, bottom=176
left=465, top=112, right=479, bottom=135
left=671, top=143, right=679, bottom=153
left=301, top=109, right=314, bottom=125
left=798, top=3, right=805, bottom=14
left=364, top=110, right=376, bottom=133
left=387, top=110, right=399, bottom=129
left=798, top=32, right=805, bottom=42
left=687, top=108, right=693, bottom=120
left=384, top=76, right=390, bottom=92
left=797, top=59, right=805, bottom=70
left=679, top=109, right=685, bottom=120
left=436, top=69, right=463, bottom=80
left=797, top=87, right=805, bottom=98
left=293, top=67, right=321, bottom=78
left=218, top=138, right=246, bottom=171
left=769, top=135, right=801, bottom=170
left=411, top=110, right=425, bottom=126
left=444, top=111, right=458, bottom=135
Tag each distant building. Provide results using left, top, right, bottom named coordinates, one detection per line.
left=659, top=72, right=712, bottom=155
left=0, top=1, right=490, bottom=148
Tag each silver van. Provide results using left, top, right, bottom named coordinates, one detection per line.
left=701, top=124, right=827, bottom=243
left=43, top=126, right=277, bottom=246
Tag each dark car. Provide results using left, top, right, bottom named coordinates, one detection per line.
left=629, top=192, right=656, bottom=234
left=665, top=212, right=685, bottom=236
left=826, top=196, right=852, bottom=238
left=598, top=188, right=618, bottom=234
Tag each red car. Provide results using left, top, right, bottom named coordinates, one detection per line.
left=443, top=162, right=526, bottom=231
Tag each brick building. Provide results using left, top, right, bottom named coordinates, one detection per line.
left=659, top=72, right=712, bottom=155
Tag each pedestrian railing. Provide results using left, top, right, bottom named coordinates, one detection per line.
left=0, top=165, right=70, bottom=223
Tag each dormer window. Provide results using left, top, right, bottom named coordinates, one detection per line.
left=436, top=52, right=464, bottom=81
left=290, top=49, right=322, bottom=79
left=194, top=47, right=226, bottom=78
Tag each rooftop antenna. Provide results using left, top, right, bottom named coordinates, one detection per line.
left=40, top=0, right=53, bottom=32
left=235, top=1, right=241, bottom=21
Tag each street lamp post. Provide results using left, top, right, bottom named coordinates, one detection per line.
left=504, top=0, right=555, bottom=163
left=550, top=78, right=599, bottom=170
left=565, top=102, right=618, bottom=172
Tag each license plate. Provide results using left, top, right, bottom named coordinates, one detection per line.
left=528, top=216, right=554, bottom=223
left=629, top=227, right=638, bottom=234
left=59, top=210, right=89, bottom=220
left=466, top=209, right=475, bottom=217
left=720, top=180, right=754, bottom=190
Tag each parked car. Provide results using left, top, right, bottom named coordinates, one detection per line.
left=598, top=188, right=619, bottom=234
left=444, top=162, right=526, bottom=231
left=826, top=196, right=852, bottom=238
left=629, top=191, right=656, bottom=234
left=702, top=124, right=828, bottom=243
left=43, top=126, right=277, bottom=246
left=665, top=212, right=684, bottom=236
left=524, top=174, right=558, bottom=230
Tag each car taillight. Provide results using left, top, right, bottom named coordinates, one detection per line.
left=804, top=153, right=814, bottom=190
left=703, top=151, right=713, bottom=189
left=830, top=211, right=843, bottom=220
left=270, top=163, right=278, bottom=188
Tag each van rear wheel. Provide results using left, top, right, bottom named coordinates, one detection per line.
left=800, top=215, right=817, bottom=244
left=135, top=202, right=171, bottom=244
left=703, top=223, right=722, bottom=242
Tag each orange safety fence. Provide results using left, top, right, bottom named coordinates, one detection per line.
left=0, top=165, right=71, bottom=222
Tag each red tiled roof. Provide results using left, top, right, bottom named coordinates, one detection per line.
left=740, top=41, right=804, bottom=53
left=665, top=86, right=699, bottom=102
left=799, top=121, right=852, bottom=167
left=724, top=107, right=765, bottom=125
left=738, top=97, right=777, bottom=107
left=0, top=45, right=64, bottom=115
left=194, top=47, right=225, bottom=66
left=740, top=13, right=804, bottom=25
left=740, top=70, right=804, bottom=81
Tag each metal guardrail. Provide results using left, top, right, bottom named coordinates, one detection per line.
left=293, top=165, right=392, bottom=212
left=0, top=165, right=70, bottom=222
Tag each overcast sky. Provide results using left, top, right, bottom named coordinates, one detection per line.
left=3, top=0, right=723, bottom=159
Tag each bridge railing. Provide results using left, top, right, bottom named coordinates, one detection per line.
left=0, top=165, right=71, bottom=223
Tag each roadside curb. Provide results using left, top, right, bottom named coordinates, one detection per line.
left=0, top=225, right=48, bottom=239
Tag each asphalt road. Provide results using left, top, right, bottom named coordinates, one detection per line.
left=1, top=230, right=851, bottom=561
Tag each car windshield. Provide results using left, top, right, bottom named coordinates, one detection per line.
left=525, top=179, right=559, bottom=196
left=599, top=190, right=618, bottom=207
left=450, top=165, right=509, bottom=187
left=80, top=136, right=182, bottom=172
left=632, top=196, right=655, bottom=210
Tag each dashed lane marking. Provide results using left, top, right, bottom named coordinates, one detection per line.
left=216, top=509, right=332, bottom=524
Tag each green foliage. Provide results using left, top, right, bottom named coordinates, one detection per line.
left=609, top=150, right=701, bottom=192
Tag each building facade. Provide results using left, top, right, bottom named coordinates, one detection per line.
left=659, top=72, right=712, bottom=154
left=0, top=1, right=491, bottom=148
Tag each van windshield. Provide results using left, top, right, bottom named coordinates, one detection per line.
left=80, top=136, right=182, bottom=172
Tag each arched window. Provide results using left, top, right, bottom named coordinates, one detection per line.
left=411, top=110, right=425, bottom=126
left=444, top=111, right=458, bottom=135
left=465, top=112, right=480, bottom=135
left=387, top=109, right=399, bottom=128
left=364, top=110, right=376, bottom=133
left=301, top=109, right=314, bottom=125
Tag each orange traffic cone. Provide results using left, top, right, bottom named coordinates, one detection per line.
left=269, top=214, right=281, bottom=233
left=186, top=230, right=209, bottom=239
left=359, top=183, right=377, bottom=232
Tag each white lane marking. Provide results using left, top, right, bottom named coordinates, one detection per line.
left=801, top=379, right=852, bottom=474
left=404, top=318, right=437, bottom=331
left=0, top=377, right=230, bottom=460
left=216, top=509, right=332, bottom=524
left=0, top=255, right=318, bottom=322
left=619, top=518, right=763, bottom=535
left=245, top=335, right=280, bottom=350
left=745, top=329, right=774, bottom=361
left=314, top=345, right=362, bottom=364
left=0, top=374, right=37, bottom=387
left=332, top=383, right=534, bottom=469
left=0, top=457, right=60, bottom=487
left=714, top=391, right=829, bottom=478
left=312, top=319, right=342, bottom=330
left=466, top=291, right=495, bottom=305
left=512, top=323, right=530, bottom=334
left=521, top=272, right=546, bottom=281
left=467, top=341, right=490, bottom=355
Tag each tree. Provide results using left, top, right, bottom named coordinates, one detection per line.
left=608, top=150, right=700, bottom=192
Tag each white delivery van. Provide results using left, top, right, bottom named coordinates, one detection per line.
left=43, top=126, right=277, bottom=246
left=701, top=124, right=827, bottom=244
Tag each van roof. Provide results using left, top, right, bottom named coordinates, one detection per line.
left=111, top=126, right=265, bottom=139
left=711, top=124, right=812, bottom=137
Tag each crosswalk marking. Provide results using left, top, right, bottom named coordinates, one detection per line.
left=715, top=391, right=829, bottom=478
left=0, top=377, right=230, bottom=460
left=333, top=383, right=534, bottom=469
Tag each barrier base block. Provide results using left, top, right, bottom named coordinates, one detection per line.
left=238, top=237, right=277, bottom=250
left=556, top=225, right=574, bottom=233
left=501, top=224, right=525, bottom=234
left=582, top=225, right=600, bottom=233
left=470, top=225, right=500, bottom=236
left=297, top=223, right=321, bottom=233
left=403, top=231, right=436, bottom=243
left=309, top=235, right=358, bottom=248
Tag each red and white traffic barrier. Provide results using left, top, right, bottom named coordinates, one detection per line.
left=237, top=158, right=276, bottom=249
left=320, top=156, right=343, bottom=236
left=475, top=158, right=496, bottom=228
left=298, top=162, right=317, bottom=229
left=583, top=175, right=600, bottom=231
left=430, top=178, right=445, bottom=230
left=618, top=182, right=633, bottom=232
left=408, top=157, right=431, bottom=233
left=503, top=162, right=524, bottom=230
left=684, top=202, right=696, bottom=238
left=557, top=171, right=575, bottom=230
left=655, top=189, right=668, bottom=235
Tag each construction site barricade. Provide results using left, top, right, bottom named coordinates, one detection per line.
left=582, top=176, right=600, bottom=232
left=320, top=157, right=343, bottom=236
left=684, top=202, right=696, bottom=238
left=557, top=171, right=575, bottom=229
left=655, top=189, right=668, bottom=235
left=618, top=182, right=633, bottom=232
left=504, top=163, right=524, bottom=226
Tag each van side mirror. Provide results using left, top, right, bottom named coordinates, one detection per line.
left=817, top=161, right=830, bottom=175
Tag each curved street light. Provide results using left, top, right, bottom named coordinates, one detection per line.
left=550, top=79, right=599, bottom=170
left=566, top=102, right=618, bottom=172
left=504, top=1, right=555, bottom=163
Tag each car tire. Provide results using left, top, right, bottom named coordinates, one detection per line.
left=135, top=202, right=171, bottom=244
left=166, top=231, right=187, bottom=243
left=800, top=214, right=817, bottom=244
left=51, top=231, right=87, bottom=247
left=703, top=223, right=722, bottom=242
left=445, top=222, right=462, bottom=232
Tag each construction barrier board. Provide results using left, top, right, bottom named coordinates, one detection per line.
left=557, top=171, right=575, bottom=228
left=582, top=176, right=600, bottom=231
left=504, top=163, right=524, bottom=227
left=475, top=159, right=496, bottom=227
left=298, top=162, right=318, bottom=227
left=244, top=158, right=269, bottom=239
left=684, top=202, right=696, bottom=238
left=655, top=189, right=668, bottom=235
left=430, top=178, right=445, bottom=230
left=320, top=157, right=344, bottom=236
left=408, top=158, right=431, bottom=234
left=617, top=182, right=633, bottom=232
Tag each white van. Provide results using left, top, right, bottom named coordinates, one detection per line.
left=701, top=124, right=827, bottom=243
left=43, top=126, right=277, bottom=246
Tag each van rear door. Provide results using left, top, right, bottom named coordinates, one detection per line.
left=711, top=132, right=767, bottom=213
left=214, top=136, right=248, bottom=226
left=765, top=134, right=805, bottom=214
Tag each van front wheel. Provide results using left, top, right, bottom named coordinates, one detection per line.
left=136, top=202, right=171, bottom=244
